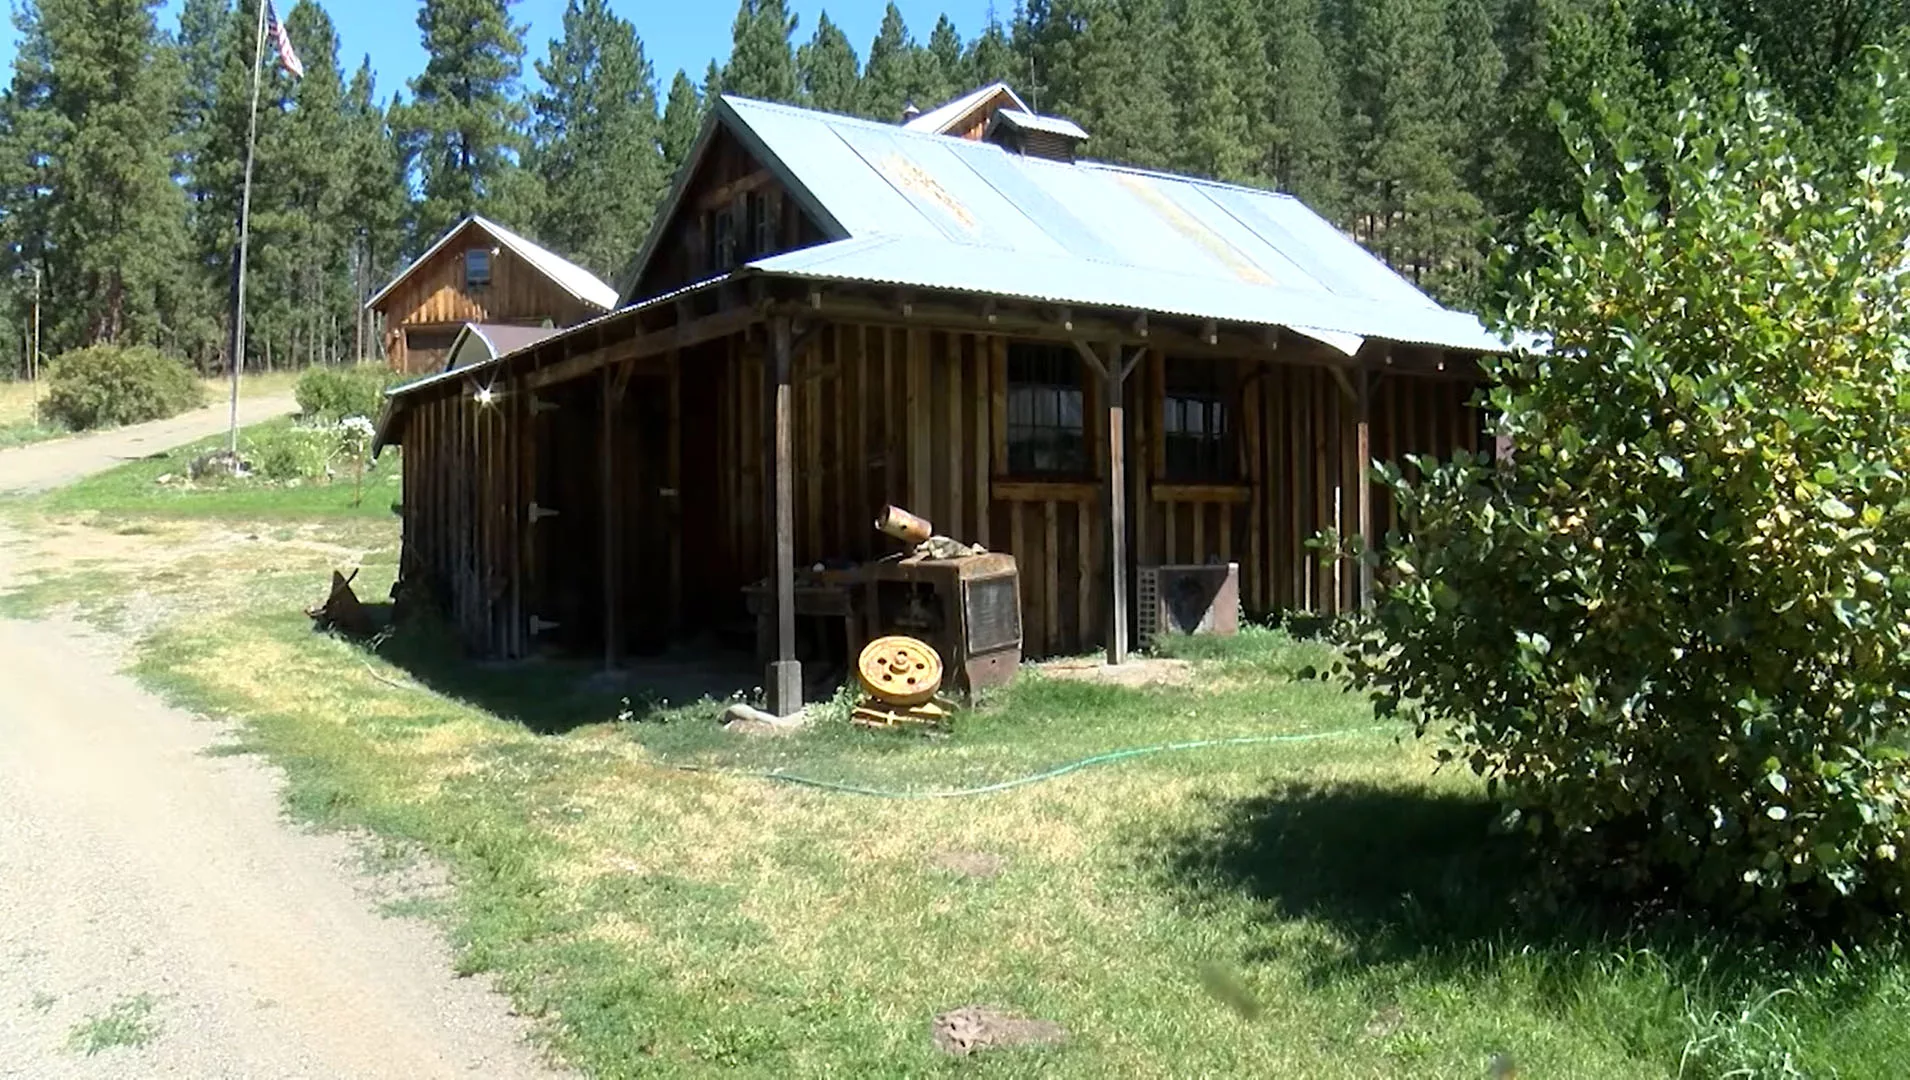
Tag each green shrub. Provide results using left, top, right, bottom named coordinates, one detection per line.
left=1339, top=59, right=1910, bottom=932
left=37, top=345, right=205, bottom=431
left=295, top=364, right=391, bottom=423
left=246, top=423, right=341, bottom=482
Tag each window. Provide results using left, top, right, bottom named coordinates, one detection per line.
left=1006, top=343, right=1087, bottom=476
left=464, top=248, right=492, bottom=288
left=745, top=190, right=779, bottom=259
left=710, top=210, right=737, bottom=271
left=1162, top=359, right=1233, bottom=482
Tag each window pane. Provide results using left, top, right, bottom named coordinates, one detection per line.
left=1060, top=389, right=1082, bottom=429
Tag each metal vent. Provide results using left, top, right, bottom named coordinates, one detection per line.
left=1137, top=563, right=1241, bottom=648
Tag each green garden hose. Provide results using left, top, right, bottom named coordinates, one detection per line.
left=672, top=727, right=1392, bottom=799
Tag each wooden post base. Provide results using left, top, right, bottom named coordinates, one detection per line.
left=766, top=659, right=804, bottom=717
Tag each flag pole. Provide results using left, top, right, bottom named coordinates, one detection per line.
left=228, top=0, right=271, bottom=456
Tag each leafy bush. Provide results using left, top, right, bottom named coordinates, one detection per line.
left=37, top=345, right=205, bottom=431
left=295, top=364, right=391, bottom=423
left=247, top=423, right=343, bottom=482
left=1340, top=59, right=1910, bottom=931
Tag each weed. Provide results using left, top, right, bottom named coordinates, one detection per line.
left=66, top=994, right=161, bottom=1055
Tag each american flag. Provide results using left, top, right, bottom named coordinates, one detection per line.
left=266, top=1, right=304, bottom=79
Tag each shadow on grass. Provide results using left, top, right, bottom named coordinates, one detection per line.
left=1161, top=781, right=1564, bottom=976
left=356, top=608, right=762, bottom=737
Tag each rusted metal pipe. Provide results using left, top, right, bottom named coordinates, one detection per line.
left=875, top=504, right=933, bottom=545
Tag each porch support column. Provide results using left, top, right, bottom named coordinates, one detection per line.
left=766, top=314, right=802, bottom=715
left=1075, top=340, right=1144, bottom=666
left=601, top=365, right=620, bottom=669
left=1356, top=366, right=1374, bottom=609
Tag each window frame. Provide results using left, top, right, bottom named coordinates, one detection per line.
left=463, top=247, right=493, bottom=289
left=1159, top=357, right=1238, bottom=484
left=1003, top=341, right=1090, bottom=479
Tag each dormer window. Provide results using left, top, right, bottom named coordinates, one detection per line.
left=465, top=248, right=492, bottom=288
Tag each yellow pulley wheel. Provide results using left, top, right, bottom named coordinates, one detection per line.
left=857, top=635, right=944, bottom=707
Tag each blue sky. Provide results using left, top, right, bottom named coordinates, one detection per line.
left=0, top=1, right=1003, bottom=102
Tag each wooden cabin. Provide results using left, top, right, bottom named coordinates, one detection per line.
left=374, top=87, right=1504, bottom=716
left=366, top=216, right=618, bottom=375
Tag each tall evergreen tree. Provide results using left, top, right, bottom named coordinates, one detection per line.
left=661, top=68, right=705, bottom=177
left=918, top=15, right=965, bottom=106
left=1262, top=0, right=1345, bottom=210
left=861, top=3, right=917, bottom=119
left=1169, top=0, right=1268, bottom=181
left=36, top=0, right=190, bottom=348
left=343, top=60, right=407, bottom=360
left=723, top=0, right=799, bottom=103
left=797, top=12, right=862, bottom=115
left=964, top=8, right=1019, bottom=87
left=399, top=0, right=533, bottom=247
left=0, top=0, right=60, bottom=372
left=529, top=0, right=667, bottom=278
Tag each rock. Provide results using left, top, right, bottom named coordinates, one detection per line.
left=930, top=1006, right=1067, bottom=1057
left=154, top=473, right=175, bottom=485
left=720, top=702, right=806, bottom=735
left=188, top=449, right=249, bottom=480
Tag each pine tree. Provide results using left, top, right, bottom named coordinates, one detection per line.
left=1093, top=0, right=1175, bottom=168
left=343, top=60, right=407, bottom=360
left=529, top=0, right=667, bottom=278
left=797, top=12, right=861, bottom=115
left=0, top=0, right=60, bottom=372
left=917, top=15, right=964, bottom=106
left=964, top=8, right=1018, bottom=87
left=861, top=3, right=916, bottom=119
left=1262, top=0, right=1346, bottom=211
left=661, top=68, right=704, bottom=177
left=400, top=0, right=534, bottom=247
left=1169, top=0, right=1268, bottom=181
left=723, top=0, right=799, bottom=103
left=172, top=0, right=233, bottom=368
left=1339, top=0, right=1481, bottom=297
left=37, top=0, right=191, bottom=348
left=267, top=1, right=354, bottom=366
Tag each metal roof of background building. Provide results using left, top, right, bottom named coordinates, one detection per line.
left=710, top=94, right=1508, bottom=355
left=901, top=81, right=1030, bottom=134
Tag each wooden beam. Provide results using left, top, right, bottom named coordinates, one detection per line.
left=1327, top=362, right=1357, bottom=402
left=767, top=315, right=801, bottom=716
left=1357, top=369, right=1374, bottom=609
left=523, top=306, right=759, bottom=391
left=601, top=366, right=621, bottom=670
left=694, top=168, right=771, bottom=213
left=1071, top=338, right=1109, bottom=381
left=1103, top=342, right=1131, bottom=666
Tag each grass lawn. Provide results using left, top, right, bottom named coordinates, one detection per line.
left=4, top=437, right=1908, bottom=1078
left=0, top=371, right=300, bottom=451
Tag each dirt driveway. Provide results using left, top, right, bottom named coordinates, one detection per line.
left=0, top=392, right=297, bottom=494
left=0, top=411, right=567, bottom=1077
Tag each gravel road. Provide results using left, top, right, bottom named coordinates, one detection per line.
left=0, top=412, right=569, bottom=1077
left=0, top=392, right=298, bottom=494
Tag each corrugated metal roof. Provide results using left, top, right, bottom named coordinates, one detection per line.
left=366, top=216, right=619, bottom=312
left=717, top=95, right=1509, bottom=354
left=902, top=81, right=1030, bottom=134
left=990, top=109, right=1091, bottom=141
left=445, top=322, right=561, bottom=372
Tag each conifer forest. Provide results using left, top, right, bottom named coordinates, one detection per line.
left=0, top=0, right=1903, bottom=376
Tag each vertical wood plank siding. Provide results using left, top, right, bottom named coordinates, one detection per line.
left=396, top=321, right=1484, bottom=661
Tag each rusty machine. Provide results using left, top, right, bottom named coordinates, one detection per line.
left=858, top=506, right=1023, bottom=698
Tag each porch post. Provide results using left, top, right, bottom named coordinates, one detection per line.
left=601, top=365, right=621, bottom=669
left=1356, top=367, right=1374, bottom=609
left=766, top=315, right=802, bottom=715
left=1103, top=354, right=1130, bottom=665
left=1076, top=339, right=1136, bottom=666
